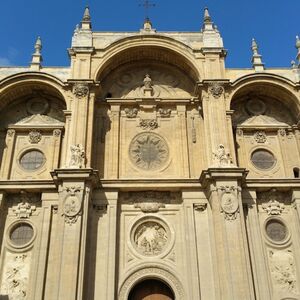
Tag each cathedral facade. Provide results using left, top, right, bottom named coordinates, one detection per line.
left=0, top=7, right=300, bottom=300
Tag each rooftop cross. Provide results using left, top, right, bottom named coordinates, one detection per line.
left=139, top=0, right=156, bottom=20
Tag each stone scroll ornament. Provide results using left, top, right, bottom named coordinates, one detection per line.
left=28, top=130, right=42, bottom=144
left=219, top=186, right=239, bottom=221
left=212, top=144, right=235, bottom=168
left=62, top=186, right=82, bottom=225
left=68, top=144, right=85, bottom=168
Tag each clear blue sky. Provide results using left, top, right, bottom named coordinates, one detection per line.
left=0, top=0, right=299, bottom=68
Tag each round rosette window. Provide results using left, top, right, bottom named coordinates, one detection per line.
left=19, top=149, right=46, bottom=171
left=129, top=132, right=169, bottom=171
left=265, top=218, right=289, bottom=244
left=7, top=221, right=35, bottom=249
left=251, top=149, right=276, bottom=170
left=130, top=217, right=172, bottom=258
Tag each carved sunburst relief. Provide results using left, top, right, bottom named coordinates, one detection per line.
left=129, top=133, right=169, bottom=171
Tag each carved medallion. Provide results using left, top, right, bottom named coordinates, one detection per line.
left=133, top=221, right=168, bottom=256
left=129, top=133, right=169, bottom=171
left=208, top=82, right=224, bottom=98
left=124, top=108, right=138, bottom=118
left=219, top=186, right=239, bottom=221
left=63, top=195, right=81, bottom=224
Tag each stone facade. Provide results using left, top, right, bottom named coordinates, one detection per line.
left=0, top=7, right=300, bottom=300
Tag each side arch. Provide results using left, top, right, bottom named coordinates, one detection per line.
left=227, top=73, right=300, bottom=118
left=0, top=72, right=68, bottom=111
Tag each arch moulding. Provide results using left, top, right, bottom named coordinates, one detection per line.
left=227, top=73, right=300, bottom=114
left=118, top=265, right=185, bottom=300
left=93, top=36, right=201, bottom=82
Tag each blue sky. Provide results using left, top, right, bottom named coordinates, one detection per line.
left=0, top=0, right=299, bottom=68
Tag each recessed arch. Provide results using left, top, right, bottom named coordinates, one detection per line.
left=228, top=73, right=300, bottom=119
left=0, top=72, right=67, bottom=111
left=118, top=265, right=185, bottom=300
left=94, top=36, right=201, bottom=84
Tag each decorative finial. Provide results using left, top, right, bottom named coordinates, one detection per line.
left=251, top=38, right=258, bottom=55
left=83, top=6, right=91, bottom=22
left=251, top=38, right=264, bottom=72
left=204, top=7, right=211, bottom=23
left=30, top=36, right=43, bottom=71
left=296, top=35, right=300, bottom=62
left=81, top=6, right=92, bottom=30
left=202, top=7, right=215, bottom=31
left=34, top=36, right=42, bottom=54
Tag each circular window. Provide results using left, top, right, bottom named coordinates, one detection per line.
left=20, top=150, right=46, bottom=171
left=251, top=149, right=276, bottom=170
left=265, top=219, right=288, bottom=242
left=10, top=222, right=34, bottom=246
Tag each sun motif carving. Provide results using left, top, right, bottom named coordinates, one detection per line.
left=129, top=133, right=169, bottom=171
left=133, top=221, right=168, bottom=256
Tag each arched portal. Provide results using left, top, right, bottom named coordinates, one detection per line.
left=128, top=279, right=175, bottom=300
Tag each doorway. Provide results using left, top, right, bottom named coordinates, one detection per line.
left=128, top=279, right=175, bottom=300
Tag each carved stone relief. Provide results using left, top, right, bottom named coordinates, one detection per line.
left=53, top=129, right=61, bottom=137
left=0, top=252, right=31, bottom=300
left=28, top=130, right=42, bottom=144
left=124, top=108, right=138, bottom=118
left=219, top=186, right=239, bottom=221
left=254, top=131, right=267, bottom=143
left=258, top=189, right=288, bottom=214
left=73, top=82, right=89, bottom=98
left=269, top=249, right=298, bottom=294
left=62, top=186, right=82, bottom=225
left=133, top=221, right=168, bottom=256
left=262, top=200, right=285, bottom=215
left=139, top=119, right=158, bottom=130
left=212, top=144, right=235, bottom=168
left=68, top=144, right=85, bottom=168
left=12, top=202, right=36, bottom=219
left=158, top=108, right=172, bottom=118
left=101, top=64, right=194, bottom=99
left=7, top=129, right=15, bottom=137
left=129, top=133, right=169, bottom=171
left=208, top=82, right=224, bottom=99
left=194, top=203, right=207, bottom=212
left=9, top=192, right=39, bottom=219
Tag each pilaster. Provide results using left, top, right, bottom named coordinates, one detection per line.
left=200, top=168, right=255, bottom=300
left=50, top=168, right=98, bottom=300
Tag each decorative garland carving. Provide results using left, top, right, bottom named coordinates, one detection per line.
left=28, top=130, right=42, bottom=144
left=262, top=200, right=285, bottom=215
left=139, top=119, right=158, bottom=130
left=158, top=108, right=172, bottom=118
left=73, top=82, right=89, bottom=98
left=124, top=108, right=138, bottom=118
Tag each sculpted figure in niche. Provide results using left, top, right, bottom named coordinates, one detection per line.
left=143, top=74, right=152, bottom=89
left=212, top=144, right=234, bottom=167
left=68, top=144, right=85, bottom=168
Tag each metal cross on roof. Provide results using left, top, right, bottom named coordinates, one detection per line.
left=139, top=0, right=156, bottom=19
